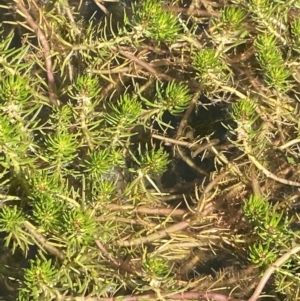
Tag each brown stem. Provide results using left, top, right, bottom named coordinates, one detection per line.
left=177, top=148, right=209, bottom=176
left=244, top=139, right=300, bottom=187
left=97, top=216, right=157, bottom=227
left=95, top=240, right=136, bottom=275
left=112, top=47, right=174, bottom=81
left=196, top=171, right=228, bottom=217
left=152, top=133, right=220, bottom=154
left=226, top=46, right=256, bottom=64
left=93, top=0, right=110, bottom=16
left=15, top=0, right=58, bottom=106
left=64, top=291, right=244, bottom=301
left=24, top=221, right=65, bottom=261
left=176, top=91, right=201, bottom=137
left=117, top=220, right=190, bottom=247
left=169, top=7, right=220, bottom=17
left=104, top=204, right=188, bottom=216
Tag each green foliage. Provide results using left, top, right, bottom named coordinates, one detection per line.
left=193, top=49, right=231, bottom=87
left=45, top=131, right=78, bottom=167
left=18, top=258, right=58, bottom=301
left=219, top=7, right=247, bottom=31
left=61, top=208, right=97, bottom=250
left=212, top=6, right=248, bottom=44
left=244, top=195, right=293, bottom=246
left=249, top=242, right=278, bottom=268
left=141, top=251, right=172, bottom=282
left=68, top=75, right=102, bottom=105
left=156, top=81, right=191, bottom=115
left=33, top=195, right=64, bottom=232
left=230, top=97, right=262, bottom=143
left=131, top=0, right=181, bottom=42
left=137, top=146, right=170, bottom=177
left=83, top=149, right=112, bottom=180
left=0, top=206, right=28, bottom=253
left=0, top=0, right=300, bottom=300
left=291, top=17, right=300, bottom=52
left=231, top=98, right=258, bottom=129
left=105, top=94, right=142, bottom=128
left=142, top=81, right=191, bottom=116
left=249, top=0, right=274, bottom=12
left=255, top=33, right=282, bottom=69
left=0, top=74, right=32, bottom=105
left=255, top=33, right=292, bottom=91
left=30, top=171, right=66, bottom=198
left=243, top=195, right=268, bottom=223
left=244, top=195, right=300, bottom=295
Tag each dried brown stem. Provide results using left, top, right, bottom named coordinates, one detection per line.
left=15, top=0, right=58, bottom=106
left=170, top=7, right=220, bottom=17
left=152, top=133, right=220, bottom=156
left=24, top=221, right=65, bottom=261
left=226, top=46, right=256, bottom=64
left=64, top=291, right=243, bottom=301
left=177, top=91, right=201, bottom=137
left=117, top=220, right=190, bottom=247
left=112, top=47, right=174, bottom=81
left=93, top=0, right=110, bottom=16
left=177, top=147, right=209, bottom=176
left=95, top=240, right=136, bottom=275
left=104, top=204, right=188, bottom=216
left=244, top=139, right=300, bottom=187
left=196, top=171, right=228, bottom=217
left=97, top=216, right=157, bottom=227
